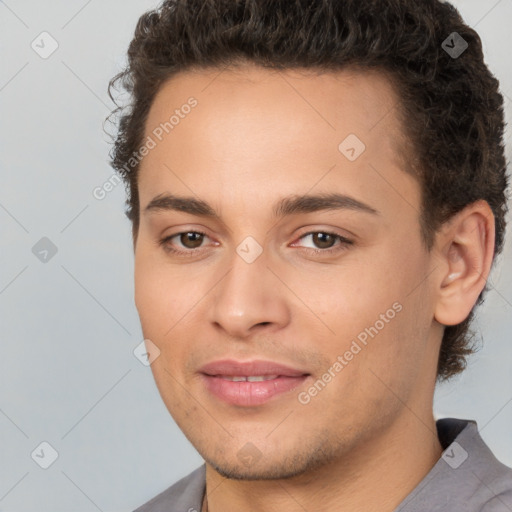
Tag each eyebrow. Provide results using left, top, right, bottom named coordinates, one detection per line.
left=143, top=192, right=380, bottom=218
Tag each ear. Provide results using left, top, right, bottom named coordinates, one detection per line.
left=433, top=200, right=495, bottom=326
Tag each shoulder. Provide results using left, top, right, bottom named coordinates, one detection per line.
left=396, top=418, right=512, bottom=512
left=480, top=489, right=512, bottom=512
left=453, top=418, right=512, bottom=509
left=476, top=458, right=512, bottom=512
left=133, top=464, right=206, bottom=512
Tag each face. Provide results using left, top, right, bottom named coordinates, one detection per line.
left=134, top=65, right=440, bottom=480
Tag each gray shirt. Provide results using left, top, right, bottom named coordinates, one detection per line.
left=133, top=418, right=512, bottom=511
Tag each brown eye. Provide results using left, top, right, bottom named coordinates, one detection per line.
left=292, top=230, right=353, bottom=255
left=159, top=230, right=210, bottom=256
left=311, top=232, right=337, bottom=249
left=178, top=232, right=205, bottom=249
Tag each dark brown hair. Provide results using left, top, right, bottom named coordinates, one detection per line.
left=105, top=0, right=509, bottom=381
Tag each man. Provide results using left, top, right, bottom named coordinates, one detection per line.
left=106, top=0, right=512, bottom=510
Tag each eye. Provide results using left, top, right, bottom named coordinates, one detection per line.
left=159, top=229, right=353, bottom=257
left=159, top=230, right=211, bottom=256
left=291, top=230, right=353, bottom=255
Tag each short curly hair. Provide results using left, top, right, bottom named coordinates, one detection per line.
left=105, top=0, right=509, bottom=382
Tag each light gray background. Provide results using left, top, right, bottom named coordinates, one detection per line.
left=1, top=1, right=511, bottom=511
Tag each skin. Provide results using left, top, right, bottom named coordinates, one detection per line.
left=133, top=64, right=495, bottom=512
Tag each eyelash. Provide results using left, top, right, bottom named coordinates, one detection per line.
left=158, top=230, right=353, bottom=258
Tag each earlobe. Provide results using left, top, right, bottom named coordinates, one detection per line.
left=433, top=201, right=495, bottom=326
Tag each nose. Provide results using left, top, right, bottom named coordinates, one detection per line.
left=208, top=247, right=291, bottom=340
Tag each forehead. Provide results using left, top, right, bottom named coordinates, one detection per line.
left=143, top=64, right=404, bottom=141
left=138, top=64, right=416, bottom=219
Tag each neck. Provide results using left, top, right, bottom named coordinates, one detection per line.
left=203, top=411, right=443, bottom=512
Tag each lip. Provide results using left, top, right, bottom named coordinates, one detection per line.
left=199, top=359, right=310, bottom=407
left=199, top=359, right=308, bottom=377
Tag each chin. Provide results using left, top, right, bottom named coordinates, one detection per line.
left=207, top=460, right=311, bottom=481
left=203, top=445, right=336, bottom=481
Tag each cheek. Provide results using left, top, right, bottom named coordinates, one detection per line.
left=134, top=257, right=158, bottom=331
left=285, top=258, right=402, bottom=341
left=134, top=247, right=178, bottom=340
left=290, top=246, right=430, bottom=367
left=341, top=265, right=433, bottom=395
left=133, top=252, right=207, bottom=373
left=134, top=247, right=184, bottom=326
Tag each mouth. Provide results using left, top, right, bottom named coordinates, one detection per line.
left=199, top=359, right=311, bottom=407
left=217, top=375, right=280, bottom=382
